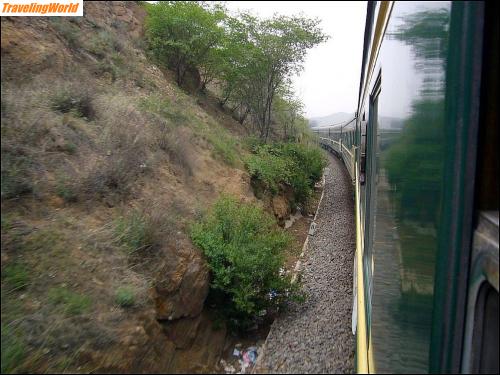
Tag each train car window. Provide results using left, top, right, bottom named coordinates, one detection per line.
left=360, top=114, right=367, bottom=184
left=364, top=72, right=381, bottom=332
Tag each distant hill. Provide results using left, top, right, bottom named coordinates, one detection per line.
left=308, top=112, right=355, bottom=128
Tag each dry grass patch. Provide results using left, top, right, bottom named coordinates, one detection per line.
left=78, top=94, right=153, bottom=201
left=0, top=209, right=150, bottom=373
left=1, top=77, right=98, bottom=201
left=156, top=126, right=197, bottom=176
left=114, top=203, right=177, bottom=254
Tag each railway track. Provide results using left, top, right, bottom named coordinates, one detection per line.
left=255, top=152, right=356, bottom=374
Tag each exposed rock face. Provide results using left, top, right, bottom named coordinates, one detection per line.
left=149, top=239, right=228, bottom=372
left=153, top=247, right=210, bottom=321
left=162, top=314, right=203, bottom=349
left=169, top=312, right=227, bottom=373
left=94, top=316, right=177, bottom=373
left=94, top=311, right=227, bottom=373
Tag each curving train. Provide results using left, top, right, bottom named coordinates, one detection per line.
left=314, top=1, right=498, bottom=373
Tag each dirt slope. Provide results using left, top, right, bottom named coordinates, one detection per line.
left=1, top=2, right=257, bottom=373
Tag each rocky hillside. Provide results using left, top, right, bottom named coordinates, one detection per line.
left=1, top=2, right=263, bottom=373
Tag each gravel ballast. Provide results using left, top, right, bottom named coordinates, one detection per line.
left=256, top=152, right=356, bottom=374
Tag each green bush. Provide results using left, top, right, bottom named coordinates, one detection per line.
left=48, top=287, right=91, bottom=315
left=190, top=196, right=299, bottom=330
left=246, top=144, right=292, bottom=194
left=115, top=287, right=135, bottom=307
left=283, top=143, right=325, bottom=185
left=244, top=135, right=264, bottom=153
left=246, top=142, right=326, bottom=204
left=283, top=142, right=326, bottom=202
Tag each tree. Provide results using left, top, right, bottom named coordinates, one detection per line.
left=216, top=14, right=259, bottom=125
left=272, top=89, right=305, bottom=141
left=233, top=14, right=327, bottom=141
left=144, top=3, right=328, bottom=142
left=145, top=1, right=226, bottom=88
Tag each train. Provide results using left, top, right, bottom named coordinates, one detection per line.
left=314, top=1, right=498, bottom=373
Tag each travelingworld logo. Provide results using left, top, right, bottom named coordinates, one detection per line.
left=1, top=0, right=83, bottom=16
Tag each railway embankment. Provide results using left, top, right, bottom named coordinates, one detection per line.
left=255, top=153, right=356, bottom=373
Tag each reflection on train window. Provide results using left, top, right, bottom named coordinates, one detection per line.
left=364, top=74, right=381, bottom=331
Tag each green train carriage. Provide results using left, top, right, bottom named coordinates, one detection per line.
left=314, top=1, right=498, bottom=373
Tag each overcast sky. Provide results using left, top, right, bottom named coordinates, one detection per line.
left=224, top=1, right=367, bottom=118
